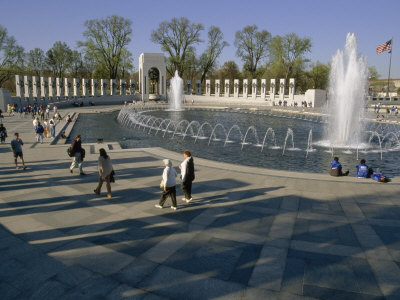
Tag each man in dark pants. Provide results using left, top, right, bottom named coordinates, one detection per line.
left=69, top=135, right=86, bottom=175
left=180, top=150, right=195, bottom=202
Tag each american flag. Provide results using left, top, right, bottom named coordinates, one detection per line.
left=376, top=39, right=392, bottom=54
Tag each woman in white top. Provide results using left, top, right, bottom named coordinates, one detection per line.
left=94, top=148, right=113, bottom=198
left=155, top=159, right=178, bottom=210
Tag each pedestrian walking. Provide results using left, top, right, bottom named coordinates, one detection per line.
left=179, top=150, right=195, bottom=202
left=10, top=133, right=26, bottom=170
left=0, top=123, right=7, bottom=143
left=94, top=148, right=113, bottom=198
left=34, top=122, right=44, bottom=143
left=49, top=116, right=56, bottom=138
left=69, top=135, right=85, bottom=175
left=155, top=159, right=178, bottom=210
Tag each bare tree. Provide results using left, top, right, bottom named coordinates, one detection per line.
left=198, top=26, right=228, bottom=84
left=79, top=15, right=132, bottom=79
left=151, top=17, right=203, bottom=77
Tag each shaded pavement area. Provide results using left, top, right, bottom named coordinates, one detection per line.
left=1, top=106, right=400, bottom=299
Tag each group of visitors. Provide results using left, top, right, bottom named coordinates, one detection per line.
left=66, top=134, right=195, bottom=208
left=330, top=156, right=388, bottom=182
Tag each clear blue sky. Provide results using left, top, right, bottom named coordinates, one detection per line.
left=1, top=0, right=399, bottom=77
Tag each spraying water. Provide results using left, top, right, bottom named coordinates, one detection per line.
left=168, top=70, right=184, bottom=111
left=325, top=33, right=369, bottom=147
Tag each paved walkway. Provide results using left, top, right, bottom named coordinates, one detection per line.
left=1, top=105, right=400, bottom=299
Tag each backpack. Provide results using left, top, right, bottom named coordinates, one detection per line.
left=36, top=125, right=44, bottom=134
left=67, top=147, right=74, bottom=157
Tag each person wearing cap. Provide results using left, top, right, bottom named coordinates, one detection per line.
left=156, top=159, right=178, bottom=210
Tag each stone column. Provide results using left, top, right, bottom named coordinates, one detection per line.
left=196, top=80, right=201, bottom=95
left=224, top=80, right=230, bottom=97
left=289, top=78, right=296, bottom=100
left=261, top=79, right=267, bottom=100
left=56, top=78, right=63, bottom=99
left=215, top=79, right=220, bottom=97
left=234, top=79, right=239, bottom=98
left=48, top=77, right=55, bottom=100
left=120, top=79, right=126, bottom=95
left=91, top=79, right=98, bottom=97
left=40, top=77, right=48, bottom=101
left=129, top=80, right=135, bottom=95
left=252, top=79, right=257, bottom=99
left=15, top=75, right=24, bottom=99
left=101, top=79, right=107, bottom=96
left=110, top=79, right=116, bottom=95
left=205, top=80, right=211, bottom=96
left=82, top=79, right=88, bottom=97
left=73, top=78, right=80, bottom=98
left=64, top=78, right=71, bottom=99
left=270, top=79, right=276, bottom=104
left=243, top=79, right=248, bottom=98
left=279, top=78, right=286, bottom=100
left=24, top=75, right=33, bottom=101
left=32, top=76, right=40, bottom=100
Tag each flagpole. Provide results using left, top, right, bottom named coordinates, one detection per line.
left=386, top=37, right=393, bottom=97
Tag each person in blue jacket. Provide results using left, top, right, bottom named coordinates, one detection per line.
left=356, top=159, right=373, bottom=178
left=330, top=157, right=349, bottom=176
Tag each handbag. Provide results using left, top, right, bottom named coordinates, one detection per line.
left=110, top=170, right=115, bottom=183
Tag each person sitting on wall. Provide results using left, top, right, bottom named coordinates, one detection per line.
left=66, top=115, right=72, bottom=123
left=80, top=101, right=84, bottom=107
left=330, top=157, right=349, bottom=176
left=89, top=101, right=95, bottom=106
left=73, top=101, right=79, bottom=107
left=356, top=159, right=373, bottom=178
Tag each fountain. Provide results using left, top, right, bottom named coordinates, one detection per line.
left=325, top=33, right=369, bottom=147
left=168, top=70, right=184, bottom=111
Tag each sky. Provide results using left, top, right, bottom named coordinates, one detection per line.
left=1, top=0, right=399, bottom=78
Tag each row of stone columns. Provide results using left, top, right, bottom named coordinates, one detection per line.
left=15, top=75, right=135, bottom=101
left=201, top=78, right=296, bottom=100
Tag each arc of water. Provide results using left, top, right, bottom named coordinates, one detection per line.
left=172, top=120, right=190, bottom=139
left=261, top=128, right=276, bottom=152
left=163, top=120, right=176, bottom=138
left=305, top=129, right=313, bottom=158
left=381, top=132, right=400, bottom=149
left=368, top=131, right=383, bottom=160
left=224, top=125, right=243, bottom=147
left=148, top=118, right=163, bottom=134
left=183, top=121, right=201, bottom=140
left=155, top=119, right=171, bottom=136
left=144, top=117, right=156, bottom=132
left=282, top=128, right=294, bottom=156
left=194, top=122, right=213, bottom=144
left=241, top=126, right=259, bottom=150
left=208, top=123, right=228, bottom=146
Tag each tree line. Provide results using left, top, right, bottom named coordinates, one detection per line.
left=2, top=15, right=380, bottom=95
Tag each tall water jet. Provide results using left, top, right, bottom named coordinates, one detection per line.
left=168, top=70, right=184, bottom=111
left=325, top=33, right=369, bottom=147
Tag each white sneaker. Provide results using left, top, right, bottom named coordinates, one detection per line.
left=182, top=198, right=188, bottom=201
left=155, top=204, right=163, bottom=209
left=171, top=206, right=177, bottom=210
left=185, top=198, right=193, bottom=203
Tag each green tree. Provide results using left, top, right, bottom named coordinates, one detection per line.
left=198, top=26, right=228, bottom=84
left=234, top=25, right=271, bottom=77
left=268, top=33, right=312, bottom=82
left=119, top=48, right=133, bottom=79
left=151, top=17, right=203, bottom=77
left=0, top=25, right=24, bottom=87
left=79, top=15, right=132, bottom=79
left=69, top=50, right=84, bottom=78
left=306, top=61, right=330, bottom=89
left=368, top=66, right=380, bottom=80
left=26, top=48, right=45, bottom=77
left=45, top=41, right=72, bottom=78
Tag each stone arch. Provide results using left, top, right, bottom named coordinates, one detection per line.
left=139, top=53, right=166, bottom=101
